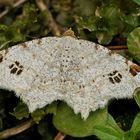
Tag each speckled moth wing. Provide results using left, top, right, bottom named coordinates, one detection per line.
left=0, top=36, right=140, bottom=119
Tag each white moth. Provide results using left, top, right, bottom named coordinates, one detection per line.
left=0, top=36, right=140, bottom=119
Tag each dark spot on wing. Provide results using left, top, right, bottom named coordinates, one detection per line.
left=109, top=77, right=114, bottom=84
left=37, top=39, right=42, bottom=44
left=108, top=50, right=112, bottom=56
left=118, top=73, right=122, bottom=78
left=21, top=43, right=28, bottom=48
left=109, top=73, right=114, bottom=76
left=113, top=70, right=118, bottom=74
left=9, top=61, right=24, bottom=75
left=32, top=53, right=36, bottom=59
left=19, top=65, right=24, bottom=69
left=130, top=65, right=140, bottom=76
left=15, top=61, right=20, bottom=66
left=10, top=67, right=18, bottom=74
left=129, top=66, right=137, bottom=76
left=125, top=59, right=128, bottom=65
left=17, top=69, right=23, bottom=75
left=108, top=71, right=122, bottom=84
left=95, top=44, right=99, bottom=50
left=79, top=84, right=85, bottom=89
left=82, top=85, right=85, bottom=88
left=114, top=76, right=121, bottom=83
left=9, top=64, right=14, bottom=69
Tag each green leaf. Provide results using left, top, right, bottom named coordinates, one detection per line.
left=31, top=108, right=46, bottom=124
left=93, top=126, right=123, bottom=140
left=0, top=40, right=12, bottom=50
left=0, top=25, right=8, bottom=31
left=130, top=112, right=140, bottom=135
left=122, top=15, right=140, bottom=27
left=132, top=0, right=140, bottom=5
left=122, top=112, right=140, bottom=140
left=53, top=102, right=108, bottom=137
left=127, top=27, right=140, bottom=64
left=124, top=131, right=135, bottom=140
left=45, top=102, right=57, bottom=115
left=93, top=114, right=124, bottom=140
left=75, top=0, right=97, bottom=16
left=96, top=32, right=113, bottom=45
left=100, top=6, right=120, bottom=20
left=10, top=101, right=29, bottom=120
left=134, top=87, right=140, bottom=107
left=32, top=102, right=57, bottom=123
left=106, top=114, right=124, bottom=135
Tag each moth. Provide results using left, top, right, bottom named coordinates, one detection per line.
left=0, top=34, right=140, bottom=119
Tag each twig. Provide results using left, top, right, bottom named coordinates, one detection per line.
left=0, top=8, right=9, bottom=19
left=0, top=0, right=14, bottom=6
left=54, top=132, right=66, bottom=140
left=108, top=45, right=128, bottom=50
left=35, top=0, right=61, bottom=36
left=0, top=0, right=27, bottom=19
left=107, top=45, right=128, bottom=53
left=0, top=120, right=35, bottom=139
left=13, top=0, right=27, bottom=7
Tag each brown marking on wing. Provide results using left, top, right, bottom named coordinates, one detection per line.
left=16, top=69, right=23, bottom=75
left=129, top=66, right=137, bottom=76
left=9, top=61, right=24, bottom=75
left=21, top=43, right=28, bottom=48
left=129, top=64, right=140, bottom=76
left=107, top=50, right=113, bottom=56
left=9, top=64, right=14, bottom=69
left=114, top=76, right=121, bottom=83
left=10, top=67, right=18, bottom=74
left=95, top=44, right=100, bottom=50
left=109, top=77, right=115, bottom=84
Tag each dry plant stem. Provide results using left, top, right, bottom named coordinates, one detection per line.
left=0, top=120, right=35, bottom=139
left=0, top=0, right=27, bottom=19
left=111, top=49, right=128, bottom=54
left=0, top=0, right=14, bottom=6
left=35, top=0, right=61, bottom=36
left=108, top=45, right=128, bottom=53
left=54, top=132, right=66, bottom=140
left=108, top=45, right=128, bottom=50
left=0, top=8, right=9, bottom=19
left=13, top=0, right=27, bottom=7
